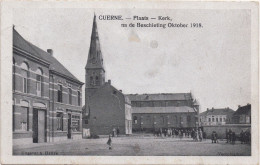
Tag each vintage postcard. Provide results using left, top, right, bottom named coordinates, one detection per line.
left=0, top=0, right=259, bottom=164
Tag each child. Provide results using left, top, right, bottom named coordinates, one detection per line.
left=107, top=134, right=112, bottom=150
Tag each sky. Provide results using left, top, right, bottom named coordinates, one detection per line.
left=13, top=8, right=251, bottom=112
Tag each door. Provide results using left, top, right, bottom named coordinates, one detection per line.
left=37, top=110, right=45, bottom=143
left=67, top=114, right=71, bottom=139
left=33, top=109, right=46, bottom=143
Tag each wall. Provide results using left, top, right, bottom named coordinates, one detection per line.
left=86, top=84, right=126, bottom=135
left=132, top=112, right=197, bottom=132
left=203, top=124, right=251, bottom=139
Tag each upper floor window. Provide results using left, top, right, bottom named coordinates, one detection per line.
left=57, top=113, right=63, bottom=131
left=77, top=91, right=81, bottom=106
left=68, top=88, right=72, bottom=104
left=36, top=68, right=43, bottom=97
left=21, top=62, right=29, bottom=93
left=57, top=85, right=63, bottom=103
left=208, top=118, right=211, bottom=122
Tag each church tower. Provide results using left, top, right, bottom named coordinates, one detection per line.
left=85, top=14, right=105, bottom=98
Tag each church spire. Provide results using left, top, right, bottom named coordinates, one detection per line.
left=85, top=14, right=104, bottom=70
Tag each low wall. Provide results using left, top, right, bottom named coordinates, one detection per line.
left=203, top=124, right=251, bottom=139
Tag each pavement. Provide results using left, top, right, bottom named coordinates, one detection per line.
left=13, top=134, right=251, bottom=156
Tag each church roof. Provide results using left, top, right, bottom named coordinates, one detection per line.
left=132, top=106, right=196, bottom=114
left=126, top=93, right=192, bottom=101
left=85, top=14, right=104, bottom=70
left=13, top=28, right=83, bottom=85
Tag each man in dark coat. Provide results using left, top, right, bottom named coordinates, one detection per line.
left=116, top=127, right=120, bottom=137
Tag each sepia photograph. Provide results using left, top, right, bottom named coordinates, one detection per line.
left=0, top=0, right=259, bottom=164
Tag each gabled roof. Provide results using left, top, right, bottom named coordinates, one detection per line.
left=13, top=28, right=83, bottom=85
left=200, top=108, right=235, bottom=116
left=132, top=106, right=196, bottom=114
left=126, top=93, right=192, bottom=101
left=233, top=104, right=251, bottom=116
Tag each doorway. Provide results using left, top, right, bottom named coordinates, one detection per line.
left=33, top=109, right=46, bottom=143
left=67, top=113, right=71, bottom=139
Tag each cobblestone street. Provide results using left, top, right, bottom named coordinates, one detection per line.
left=13, top=135, right=251, bottom=156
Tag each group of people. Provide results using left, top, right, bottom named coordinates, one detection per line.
left=239, top=130, right=251, bottom=144
left=152, top=128, right=206, bottom=142
left=226, top=129, right=251, bottom=144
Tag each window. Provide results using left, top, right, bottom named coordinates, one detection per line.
left=208, top=118, right=211, bottom=122
left=84, top=120, right=88, bottom=124
left=187, top=115, right=191, bottom=122
left=246, top=116, right=250, bottom=123
left=57, top=85, right=63, bottom=103
left=20, top=107, right=29, bottom=131
left=216, top=118, right=218, bottom=122
left=21, top=62, right=29, bottom=93
left=72, top=115, right=80, bottom=132
left=68, top=88, right=72, bottom=104
left=95, top=76, right=99, bottom=86
left=90, top=76, right=94, bottom=85
left=133, top=116, right=138, bottom=124
left=77, top=91, right=80, bottom=106
left=13, top=58, right=15, bottom=91
left=57, top=113, right=63, bottom=131
left=36, top=68, right=43, bottom=97
left=220, top=118, right=222, bottom=122
left=212, top=117, right=215, bottom=122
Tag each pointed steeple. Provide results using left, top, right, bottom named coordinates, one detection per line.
left=86, top=14, right=104, bottom=70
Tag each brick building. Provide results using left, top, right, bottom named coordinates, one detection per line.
left=13, top=27, right=84, bottom=144
left=199, top=108, right=234, bottom=126
left=232, top=104, right=251, bottom=124
left=82, top=15, right=132, bottom=136
left=126, top=93, right=199, bottom=132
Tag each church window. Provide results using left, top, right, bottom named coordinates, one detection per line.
left=90, top=76, right=94, bottom=85
left=95, top=76, right=99, bottom=86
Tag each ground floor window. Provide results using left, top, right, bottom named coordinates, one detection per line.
left=72, top=115, right=80, bottom=132
left=57, top=113, right=63, bottom=131
left=15, top=107, right=29, bottom=131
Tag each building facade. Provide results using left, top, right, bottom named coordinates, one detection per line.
left=126, top=93, right=199, bottom=132
left=199, top=108, right=234, bottom=126
left=82, top=15, right=132, bottom=136
left=232, top=104, right=251, bottom=124
left=13, top=28, right=84, bottom=144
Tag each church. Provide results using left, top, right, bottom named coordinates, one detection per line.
left=83, top=15, right=199, bottom=136
left=82, top=15, right=132, bottom=136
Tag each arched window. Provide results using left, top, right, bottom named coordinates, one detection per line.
left=95, top=76, right=99, bottom=86
left=68, top=88, right=72, bottom=104
left=90, top=76, right=94, bottom=85
left=77, top=91, right=81, bottom=106
left=36, top=68, right=43, bottom=97
left=57, top=84, right=63, bottom=103
left=21, top=62, right=29, bottom=93
left=133, top=116, right=138, bottom=124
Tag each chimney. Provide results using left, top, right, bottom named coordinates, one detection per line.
left=212, top=107, right=214, bottom=110
left=207, top=108, right=209, bottom=111
left=119, top=90, right=122, bottom=93
left=47, top=49, right=53, bottom=56
left=108, top=80, right=111, bottom=85
left=238, top=105, right=241, bottom=108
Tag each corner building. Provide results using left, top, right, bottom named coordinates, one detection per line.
left=13, top=28, right=84, bottom=144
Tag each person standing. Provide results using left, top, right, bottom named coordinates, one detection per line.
left=107, top=134, right=112, bottom=150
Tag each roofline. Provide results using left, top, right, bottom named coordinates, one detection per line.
left=13, top=46, right=50, bottom=67
left=50, top=70, right=84, bottom=85
left=125, top=92, right=192, bottom=95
